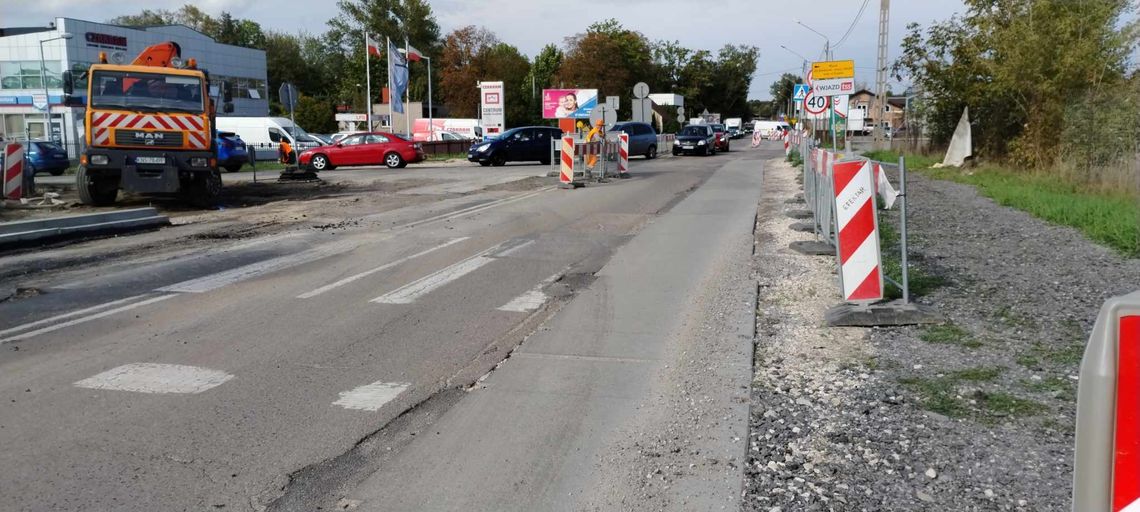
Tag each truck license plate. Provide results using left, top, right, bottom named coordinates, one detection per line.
left=135, top=156, right=166, bottom=165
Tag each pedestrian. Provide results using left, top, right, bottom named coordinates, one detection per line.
left=278, top=140, right=294, bottom=165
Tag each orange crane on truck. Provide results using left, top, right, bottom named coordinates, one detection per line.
left=62, top=42, right=233, bottom=206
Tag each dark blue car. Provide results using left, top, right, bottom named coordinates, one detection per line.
left=467, top=127, right=561, bottom=167
left=217, top=131, right=251, bottom=172
left=26, top=141, right=70, bottom=176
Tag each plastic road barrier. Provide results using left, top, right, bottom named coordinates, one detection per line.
left=831, top=159, right=883, bottom=302
left=559, top=135, right=575, bottom=186
left=4, top=143, right=24, bottom=200
left=1074, top=290, right=1140, bottom=511
left=618, top=133, right=629, bottom=177
left=783, top=131, right=790, bottom=155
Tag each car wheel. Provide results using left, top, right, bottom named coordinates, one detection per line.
left=224, top=164, right=242, bottom=172
left=76, top=166, right=119, bottom=206
left=646, top=145, right=657, bottom=159
left=490, top=153, right=506, bottom=167
left=310, top=154, right=330, bottom=171
left=479, top=161, right=491, bottom=167
left=385, top=152, right=405, bottom=169
left=50, top=167, right=65, bottom=176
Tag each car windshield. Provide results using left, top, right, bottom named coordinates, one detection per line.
left=710, top=124, right=725, bottom=132
left=90, top=70, right=204, bottom=114
left=34, top=141, right=64, bottom=152
left=679, top=126, right=708, bottom=136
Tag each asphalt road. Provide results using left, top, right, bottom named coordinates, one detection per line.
left=0, top=143, right=773, bottom=510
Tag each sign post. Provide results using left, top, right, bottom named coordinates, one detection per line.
left=279, top=82, right=298, bottom=139
left=480, top=81, right=505, bottom=140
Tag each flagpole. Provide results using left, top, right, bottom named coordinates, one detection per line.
left=404, top=36, right=411, bottom=138
left=364, top=30, right=372, bottom=132
left=426, top=56, right=433, bottom=141
left=387, top=36, right=393, bottom=132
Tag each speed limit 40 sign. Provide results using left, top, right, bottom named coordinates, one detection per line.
left=803, top=91, right=830, bottom=115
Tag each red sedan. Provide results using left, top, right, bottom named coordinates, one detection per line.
left=709, top=123, right=731, bottom=152
left=298, top=132, right=426, bottom=170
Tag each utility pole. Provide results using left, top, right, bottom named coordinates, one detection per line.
left=873, top=0, right=890, bottom=150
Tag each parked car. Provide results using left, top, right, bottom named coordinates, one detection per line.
left=709, top=123, right=730, bottom=152
left=216, top=131, right=250, bottom=172
left=672, top=125, right=718, bottom=156
left=25, top=140, right=70, bottom=176
left=467, top=126, right=561, bottom=167
left=298, top=132, right=425, bottom=170
left=215, top=117, right=322, bottom=157
left=609, top=121, right=659, bottom=159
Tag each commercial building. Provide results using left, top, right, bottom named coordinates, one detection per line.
left=0, top=17, right=268, bottom=156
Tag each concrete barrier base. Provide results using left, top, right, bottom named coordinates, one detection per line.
left=789, top=240, right=834, bottom=255
left=825, top=300, right=943, bottom=327
left=785, top=209, right=813, bottom=219
left=789, top=222, right=815, bottom=233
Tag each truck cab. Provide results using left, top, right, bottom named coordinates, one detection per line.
left=64, top=42, right=232, bottom=206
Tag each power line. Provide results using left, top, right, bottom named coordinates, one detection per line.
left=832, top=0, right=872, bottom=50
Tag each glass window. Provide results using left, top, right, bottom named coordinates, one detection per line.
left=342, top=135, right=366, bottom=145
left=90, top=70, right=203, bottom=113
left=0, top=61, right=62, bottom=90
left=365, top=135, right=389, bottom=144
left=268, top=128, right=283, bottom=143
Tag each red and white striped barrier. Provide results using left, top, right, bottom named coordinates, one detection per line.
left=1074, top=290, right=1140, bottom=511
left=617, top=133, right=629, bottom=177
left=4, top=143, right=25, bottom=200
left=574, top=141, right=604, bottom=156
left=783, top=131, right=790, bottom=155
left=831, top=159, right=883, bottom=302
left=560, top=135, right=575, bottom=186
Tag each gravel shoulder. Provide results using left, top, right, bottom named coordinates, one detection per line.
left=745, top=157, right=1140, bottom=511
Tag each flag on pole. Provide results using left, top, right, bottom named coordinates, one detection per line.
left=366, top=34, right=383, bottom=58
left=405, top=44, right=424, bottom=62
left=389, top=42, right=408, bottom=114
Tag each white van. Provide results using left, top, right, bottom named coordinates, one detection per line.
left=753, top=120, right=790, bottom=138
left=215, top=117, right=324, bottom=160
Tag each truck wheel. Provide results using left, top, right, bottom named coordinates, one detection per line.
left=76, top=166, right=118, bottom=206
left=185, top=170, right=222, bottom=208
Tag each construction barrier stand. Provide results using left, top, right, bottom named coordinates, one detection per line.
left=4, top=143, right=24, bottom=200
left=618, top=133, right=629, bottom=177
left=831, top=159, right=883, bottom=303
left=560, top=136, right=574, bottom=186
left=1074, top=290, right=1140, bottom=512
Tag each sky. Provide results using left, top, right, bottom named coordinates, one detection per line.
left=3, top=0, right=967, bottom=100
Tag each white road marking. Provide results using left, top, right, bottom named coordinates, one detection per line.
left=157, top=240, right=357, bottom=293
left=384, top=188, right=551, bottom=231
left=494, top=239, right=535, bottom=258
left=74, top=363, right=234, bottom=394
left=297, top=237, right=469, bottom=299
left=371, top=254, right=496, bottom=304
left=0, top=294, right=150, bottom=338
left=497, top=272, right=563, bottom=312
left=0, top=294, right=177, bottom=344
left=333, top=381, right=410, bottom=411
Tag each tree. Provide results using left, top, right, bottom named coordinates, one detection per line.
left=555, top=20, right=653, bottom=118
left=894, top=0, right=1138, bottom=166
left=294, top=95, right=338, bottom=133
left=481, top=43, right=532, bottom=126
left=439, top=26, right=500, bottom=117
left=768, top=73, right=801, bottom=116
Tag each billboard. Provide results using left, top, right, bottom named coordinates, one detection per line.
left=542, top=89, right=598, bottom=119
left=480, top=81, right=505, bottom=138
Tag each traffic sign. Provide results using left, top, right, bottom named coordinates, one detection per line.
left=632, top=82, right=649, bottom=99
left=812, top=60, right=855, bottom=80
left=278, top=82, right=298, bottom=110
left=803, top=91, right=829, bottom=115
left=792, top=84, right=810, bottom=102
left=32, top=93, right=48, bottom=111
left=831, top=95, right=849, bottom=120
left=813, top=77, right=856, bottom=97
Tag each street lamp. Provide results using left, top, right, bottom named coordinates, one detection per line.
left=39, top=32, right=73, bottom=142
left=793, top=20, right=831, bottom=60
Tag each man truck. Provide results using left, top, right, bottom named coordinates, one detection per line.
left=62, top=42, right=233, bottom=206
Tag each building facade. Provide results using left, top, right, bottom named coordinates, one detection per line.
left=0, top=17, right=268, bottom=156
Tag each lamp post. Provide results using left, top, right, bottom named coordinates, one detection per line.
left=39, top=32, right=73, bottom=142
left=794, top=20, right=831, bottom=60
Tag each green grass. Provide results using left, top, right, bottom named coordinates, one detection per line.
left=787, top=150, right=804, bottom=167
left=862, top=150, right=939, bottom=170
left=878, top=219, right=949, bottom=300
left=899, top=367, right=1046, bottom=421
left=922, top=166, right=1139, bottom=257
left=425, top=152, right=468, bottom=161
left=1022, top=376, right=1077, bottom=402
left=1016, top=342, right=1086, bottom=370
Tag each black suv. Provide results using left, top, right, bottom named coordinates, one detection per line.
left=468, top=126, right=562, bottom=166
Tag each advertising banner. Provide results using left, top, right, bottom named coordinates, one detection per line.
left=542, top=89, right=598, bottom=119
left=480, top=81, right=505, bottom=138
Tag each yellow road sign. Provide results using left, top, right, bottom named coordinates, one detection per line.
left=812, top=60, right=855, bottom=80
